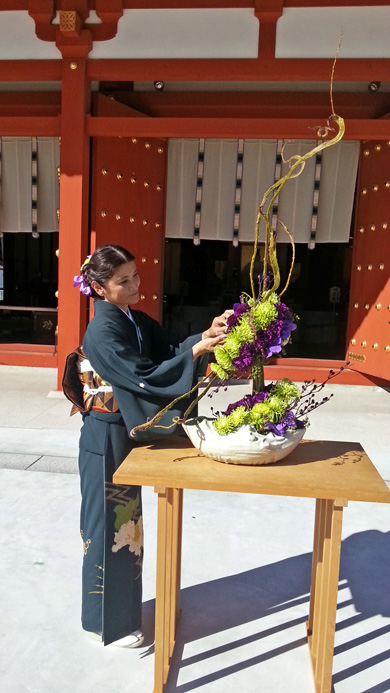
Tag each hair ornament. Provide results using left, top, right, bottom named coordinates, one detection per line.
left=73, top=275, right=92, bottom=296
left=73, top=255, right=92, bottom=295
left=80, top=255, right=92, bottom=271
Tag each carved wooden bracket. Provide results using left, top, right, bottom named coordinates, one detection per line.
left=28, top=0, right=123, bottom=52
left=93, top=0, right=123, bottom=41
left=28, top=0, right=56, bottom=42
left=254, top=0, right=284, bottom=59
left=59, top=10, right=83, bottom=37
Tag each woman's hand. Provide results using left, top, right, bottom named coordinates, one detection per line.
left=192, top=333, right=225, bottom=360
left=202, top=310, right=233, bottom=339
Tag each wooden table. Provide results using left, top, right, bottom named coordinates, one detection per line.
left=113, top=437, right=390, bottom=693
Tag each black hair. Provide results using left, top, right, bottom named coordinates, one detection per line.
left=82, top=244, right=135, bottom=299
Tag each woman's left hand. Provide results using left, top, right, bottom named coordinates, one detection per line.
left=202, top=309, right=233, bottom=339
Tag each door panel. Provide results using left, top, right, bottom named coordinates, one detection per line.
left=91, top=94, right=166, bottom=321
left=346, top=141, right=390, bottom=379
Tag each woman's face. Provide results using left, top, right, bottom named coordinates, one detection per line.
left=92, top=261, right=140, bottom=311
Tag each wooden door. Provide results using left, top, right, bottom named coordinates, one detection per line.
left=346, top=141, right=390, bottom=380
left=90, top=94, right=166, bottom=321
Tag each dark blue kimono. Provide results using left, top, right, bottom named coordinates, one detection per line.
left=79, top=299, right=201, bottom=645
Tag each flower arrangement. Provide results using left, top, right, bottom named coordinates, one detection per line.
left=131, top=109, right=347, bottom=459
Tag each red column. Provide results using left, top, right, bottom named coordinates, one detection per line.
left=56, top=52, right=91, bottom=389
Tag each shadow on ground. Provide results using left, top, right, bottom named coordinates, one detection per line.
left=140, top=530, right=389, bottom=692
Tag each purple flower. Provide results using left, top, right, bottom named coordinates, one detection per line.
left=232, top=341, right=259, bottom=370
left=73, top=275, right=92, bottom=296
left=256, top=320, right=283, bottom=359
left=264, top=343, right=283, bottom=358
left=280, top=319, right=297, bottom=341
left=226, top=301, right=251, bottom=331
left=276, top=302, right=290, bottom=320
left=223, top=386, right=272, bottom=416
left=266, top=410, right=296, bottom=436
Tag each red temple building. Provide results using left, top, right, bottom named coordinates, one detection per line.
left=0, top=1, right=389, bottom=389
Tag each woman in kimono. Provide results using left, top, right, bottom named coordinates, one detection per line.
left=74, top=244, right=229, bottom=648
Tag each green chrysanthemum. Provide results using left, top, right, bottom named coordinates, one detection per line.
left=212, top=406, right=247, bottom=435
left=272, top=378, right=300, bottom=401
left=214, top=344, right=233, bottom=372
left=235, top=315, right=256, bottom=344
left=222, top=332, right=241, bottom=358
left=248, top=402, right=270, bottom=428
left=213, top=415, right=232, bottom=436
left=265, top=395, right=287, bottom=422
left=209, top=363, right=229, bottom=381
left=251, top=300, right=278, bottom=330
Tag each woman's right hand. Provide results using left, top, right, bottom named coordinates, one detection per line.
left=192, top=333, right=225, bottom=360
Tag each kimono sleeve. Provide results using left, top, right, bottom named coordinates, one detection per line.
left=83, top=319, right=196, bottom=401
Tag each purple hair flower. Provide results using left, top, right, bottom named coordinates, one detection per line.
left=73, top=275, right=92, bottom=296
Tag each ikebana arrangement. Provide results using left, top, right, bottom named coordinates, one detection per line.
left=131, top=108, right=347, bottom=464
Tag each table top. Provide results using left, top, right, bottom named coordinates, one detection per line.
left=113, top=436, right=390, bottom=503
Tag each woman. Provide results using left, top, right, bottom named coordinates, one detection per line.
left=72, top=244, right=228, bottom=648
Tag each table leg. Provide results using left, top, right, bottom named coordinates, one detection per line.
left=154, top=487, right=182, bottom=693
left=307, top=498, right=347, bottom=693
left=154, top=487, right=169, bottom=693
left=169, top=487, right=183, bottom=656
left=163, top=488, right=174, bottom=678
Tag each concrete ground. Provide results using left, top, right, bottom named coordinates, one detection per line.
left=0, top=365, right=389, bottom=693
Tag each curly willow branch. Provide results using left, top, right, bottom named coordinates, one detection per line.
left=130, top=372, right=218, bottom=437
left=249, top=114, right=345, bottom=301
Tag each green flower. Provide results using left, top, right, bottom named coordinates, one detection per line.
left=212, top=406, right=247, bottom=435
left=235, top=315, right=256, bottom=344
left=213, top=415, right=232, bottom=436
left=209, top=362, right=229, bottom=381
left=272, top=378, right=300, bottom=401
left=223, top=332, right=241, bottom=358
left=265, top=395, right=287, bottom=421
left=248, top=402, right=270, bottom=428
left=214, top=344, right=233, bottom=371
left=251, top=300, right=278, bottom=330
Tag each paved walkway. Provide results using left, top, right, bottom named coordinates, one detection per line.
left=0, top=365, right=389, bottom=693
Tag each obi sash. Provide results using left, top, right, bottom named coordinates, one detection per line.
left=62, top=347, right=119, bottom=416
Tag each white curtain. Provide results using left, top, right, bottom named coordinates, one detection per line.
left=165, top=138, right=360, bottom=244
left=315, top=140, right=360, bottom=243
left=0, top=137, right=60, bottom=233
left=165, top=138, right=199, bottom=239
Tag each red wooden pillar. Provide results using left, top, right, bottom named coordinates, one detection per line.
left=56, top=43, right=91, bottom=388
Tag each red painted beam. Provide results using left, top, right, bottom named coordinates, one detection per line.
left=87, top=58, right=390, bottom=83
left=0, top=60, right=62, bottom=81
left=0, top=56, right=388, bottom=85
left=0, top=116, right=61, bottom=135
left=113, top=91, right=390, bottom=120
left=86, top=115, right=390, bottom=140
left=2, top=1, right=390, bottom=9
